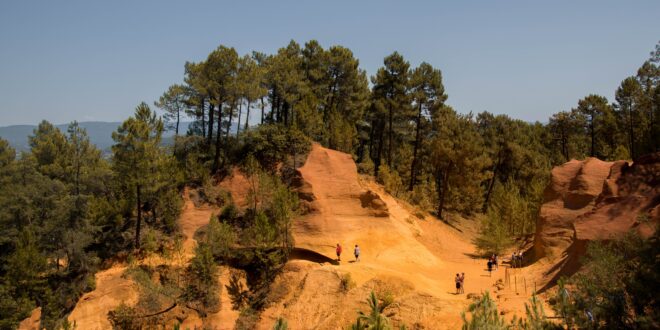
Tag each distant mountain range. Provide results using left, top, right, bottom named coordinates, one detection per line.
left=0, top=121, right=231, bottom=154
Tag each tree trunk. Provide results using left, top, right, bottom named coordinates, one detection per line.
left=236, top=102, right=242, bottom=137
left=214, top=111, right=223, bottom=171
left=260, top=97, right=265, bottom=125
left=409, top=103, right=423, bottom=191
left=437, top=162, right=452, bottom=221
left=175, top=107, right=180, bottom=136
left=200, top=97, right=206, bottom=138
left=629, top=107, right=635, bottom=159
left=226, top=103, right=234, bottom=141
left=207, top=100, right=215, bottom=145
left=482, top=153, right=501, bottom=213
left=135, top=184, right=142, bottom=249
left=590, top=117, right=595, bottom=157
left=245, top=100, right=251, bottom=131
left=388, top=103, right=393, bottom=167
left=375, top=121, right=385, bottom=177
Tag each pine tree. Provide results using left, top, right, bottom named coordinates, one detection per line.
left=408, top=62, right=446, bottom=190
left=371, top=52, right=411, bottom=173
left=429, top=107, right=490, bottom=219
left=155, top=84, right=188, bottom=136
left=112, top=102, right=164, bottom=249
left=615, top=77, right=642, bottom=159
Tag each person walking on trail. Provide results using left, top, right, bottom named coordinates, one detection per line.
left=455, top=273, right=461, bottom=294
left=487, top=259, right=493, bottom=276
left=511, top=252, right=516, bottom=268
left=494, top=254, right=498, bottom=270
left=336, top=243, right=342, bottom=261
left=354, top=244, right=361, bottom=262
left=459, top=273, right=465, bottom=294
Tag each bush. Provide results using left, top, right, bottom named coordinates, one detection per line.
left=206, top=216, right=236, bottom=259
left=339, top=273, right=356, bottom=293
left=461, top=292, right=507, bottom=330
left=551, top=232, right=660, bottom=329
left=273, top=317, right=289, bottom=330
left=108, top=303, right=140, bottom=330
left=183, top=243, right=220, bottom=314
left=474, top=213, right=513, bottom=256
left=377, top=165, right=405, bottom=198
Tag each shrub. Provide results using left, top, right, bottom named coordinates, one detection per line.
left=206, top=216, right=237, bottom=259
left=474, top=213, right=512, bottom=256
left=108, top=303, right=140, bottom=330
left=377, top=165, right=405, bottom=198
left=273, top=317, right=289, bottom=330
left=183, top=243, right=220, bottom=314
left=461, top=291, right=507, bottom=330
left=339, top=273, right=356, bottom=293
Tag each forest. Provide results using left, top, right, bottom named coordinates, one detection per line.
left=0, top=40, right=658, bottom=329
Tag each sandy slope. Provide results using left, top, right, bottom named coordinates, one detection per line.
left=258, top=144, right=535, bottom=329
left=64, top=188, right=239, bottom=330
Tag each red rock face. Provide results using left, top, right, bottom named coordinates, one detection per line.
left=533, top=153, right=659, bottom=290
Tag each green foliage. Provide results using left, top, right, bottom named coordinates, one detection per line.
left=273, top=317, right=289, bottom=330
left=0, top=283, right=34, bottom=330
left=112, top=102, right=182, bottom=248
left=553, top=231, right=660, bottom=329
left=461, top=292, right=507, bottom=330
left=241, top=124, right=311, bottom=172
left=107, top=303, right=140, bottom=330
left=339, top=272, right=356, bottom=293
left=184, top=242, right=220, bottom=313
left=206, top=216, right=236, bottom=259
left=429, top=107, right=491, bottom=219
left=474, top=213, right=513, bottom=256
left=355, top=291, right=393, bottom=330
left=377, top=164, right=405, bottom=198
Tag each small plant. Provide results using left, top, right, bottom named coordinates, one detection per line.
left=461, top=291, right=507, bottom=330
left=351, top=291, right=394, bottom=329
left=273, top=317, right=288, bottom=330
left=339, top=272, right=356, bottom=293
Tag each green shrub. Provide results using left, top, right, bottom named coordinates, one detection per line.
left=378, top=165, right=405, bottom=198
left=108, top=303, right=140, bottom=330
left=461, top=292, right=507, bottom=330
left=339, top=273, right=356, bottom=293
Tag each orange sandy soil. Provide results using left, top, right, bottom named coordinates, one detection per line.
left=256, top=144, right=545, bottom=329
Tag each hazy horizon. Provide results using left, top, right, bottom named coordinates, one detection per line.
left=1, top=1, right=659, bottom=126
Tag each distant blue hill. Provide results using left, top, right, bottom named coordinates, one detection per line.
left=0, top=121, right=238, bottom=154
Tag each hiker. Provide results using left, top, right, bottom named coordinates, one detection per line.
left=336, top=243, right=342, bottom=261
left=517, top=251, right=523, bottom=268
left=455, top=273, right=461, bottom=294
left=354, top=244, right=361, bottom=262
left=494, top=254, right=498, bottom=270
left=460, top=272, right=465, bottom=294
left=511, top=252, right=517, bottom=268
left=487, top=259, right=493, bottom=276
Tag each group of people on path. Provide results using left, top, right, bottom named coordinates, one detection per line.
left=454, top=273, right=466, bottom=294
left=336, top=243, right=360, bottom=262
left=511, top=250, right=524, bottom=268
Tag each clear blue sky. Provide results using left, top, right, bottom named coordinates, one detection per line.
left=0, top=0, right=658, bottom=126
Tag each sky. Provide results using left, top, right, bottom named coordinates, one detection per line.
left=0, top=1, right=658, bottom=126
